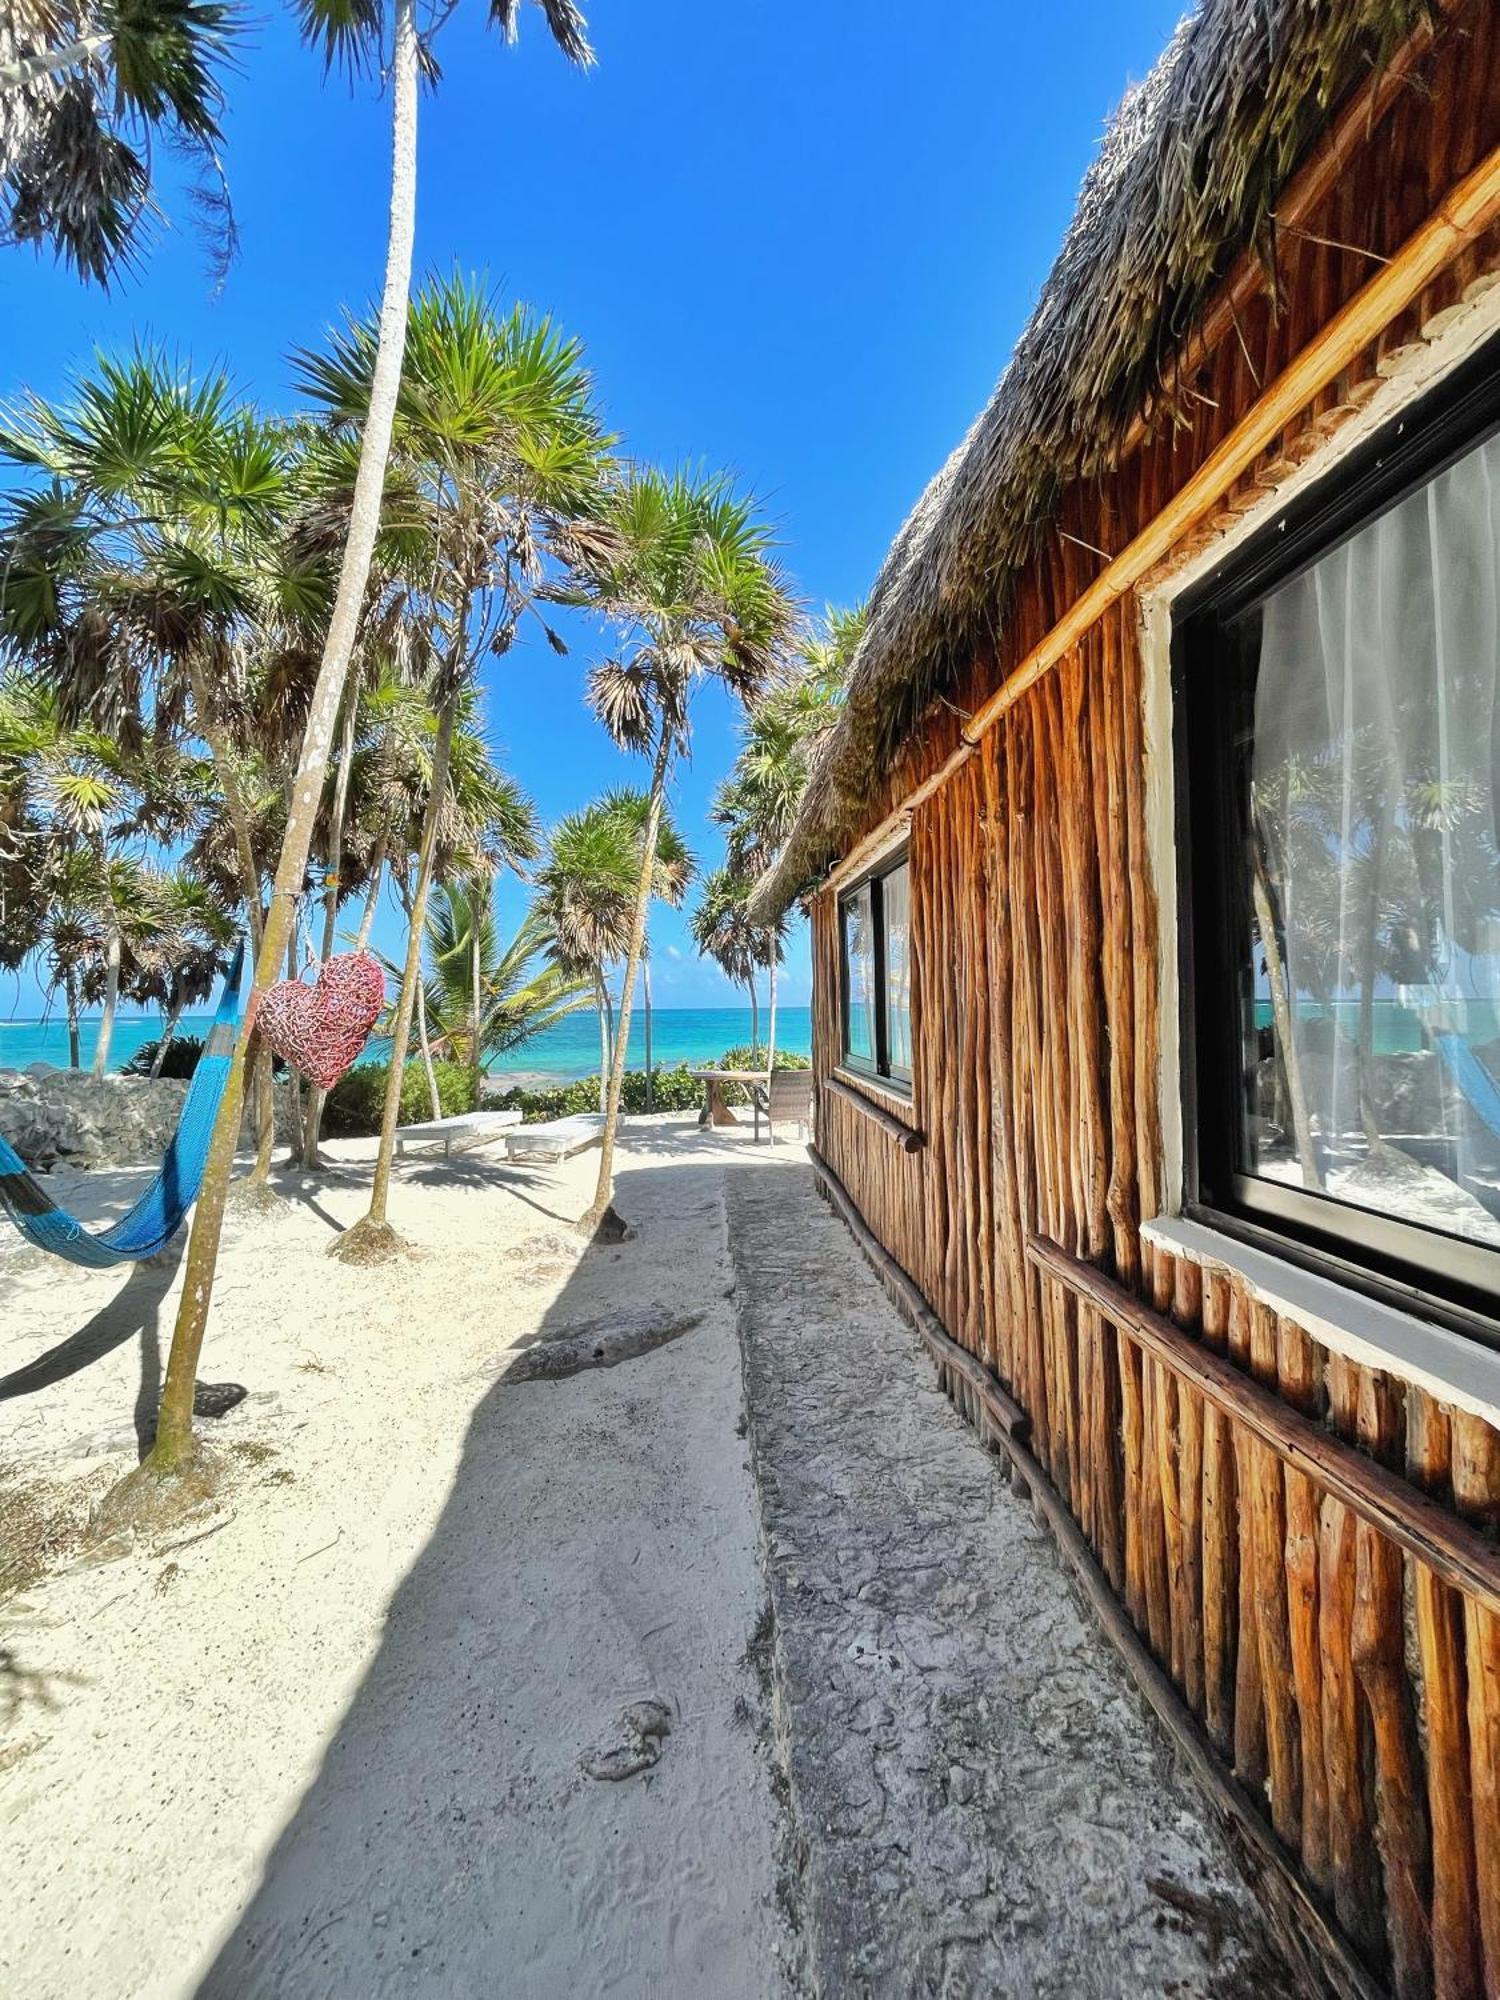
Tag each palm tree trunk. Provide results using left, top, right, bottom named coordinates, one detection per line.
left=301, top=689, right=360, bottom=1168
left=1251, top=852, right=1321, bottom=1191
left=399, top=876, right=443, bottom=1121
left=470, top=874, right=484, bottom=1109
left=346, top=687, right=457, bottom=1237
left=186, top=656, right=276, bottom=1179
left=766, top=954, right=777, bottom=1075
left=283, top=931, right=305, bottom=1162
left=64, top=967, right=80, bottom=1070
left=747, top=979, right=759, bottom=1059
left=643, top=952, right=653, bottom=1112
left=149, top=0, right=419, bottom=1475
left=355, top=835, right=388, bottom=952
left=584, top=734, right=671, bottom=1229
left=91, top=874, right=121, bottom=1080
left=595, top=976, right=609, bottom=1112
left=150, top=991, right=187, bottom=1078
left=0, top=34, right=113, bottom=91
left=416, top=969, right=441, bottom=1120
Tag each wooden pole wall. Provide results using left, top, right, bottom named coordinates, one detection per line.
left=807, top=17, right=1500, bottom=1995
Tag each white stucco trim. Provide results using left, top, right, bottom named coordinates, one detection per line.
left=1143, top=1215, right=1500, bottom=1428
left=1136, top=271, right=1500, bottom=1253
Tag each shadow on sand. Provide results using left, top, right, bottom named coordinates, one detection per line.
left=194, top=1153, right=780, bottom=2000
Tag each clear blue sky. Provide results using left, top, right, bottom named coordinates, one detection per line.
left=1, top=0, right=1181, bottom=1016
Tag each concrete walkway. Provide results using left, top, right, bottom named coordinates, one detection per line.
left=728, top=1161, right=1288, bottom=1998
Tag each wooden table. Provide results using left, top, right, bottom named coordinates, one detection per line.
left=689, top=1068, right=770, bottom=1128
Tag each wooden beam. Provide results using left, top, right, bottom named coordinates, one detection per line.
left=962, top=142, right=1500, bottom=745
left=809, top=1144, right=1030, bottom=1441
left=1028, top=1234, right=1500, bottom=1618
left=824, top=1075, right=925, bottom=1152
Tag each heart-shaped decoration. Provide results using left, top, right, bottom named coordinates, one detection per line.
left=257, top=953, right=386, bottom=1090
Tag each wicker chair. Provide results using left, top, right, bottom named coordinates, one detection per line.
left=752, top=1068, right=814, bottom=1144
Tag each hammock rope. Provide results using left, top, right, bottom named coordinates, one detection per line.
left=0, top=941, right=246, bottom=1269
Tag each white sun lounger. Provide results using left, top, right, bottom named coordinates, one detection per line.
left=502, top=1113, right=605, bottom=1164
left=395, top=1109, right=523, bottom=1159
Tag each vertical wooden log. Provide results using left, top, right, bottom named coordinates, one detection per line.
left=1279, top=1318, right=1332, bottom=1898
left=1119, top=1329, right=1148, bottom=1630
left=1200, top=1274, right=1237, bottom=1756
left=1352, top=1372, right=1431, bottom=2000
left=1229, top=1280, right=1268, bottom=1790
left=1452, top=1413, right=1500, bottom=2000
left=1322, top=1356, right=1385, bottom=1968
left=1408, top=1389, right=1482, bottom=2000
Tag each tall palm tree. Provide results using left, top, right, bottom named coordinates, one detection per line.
left=691, top=867, right=770, bottom=1050
left=592, top=786, right=693, bottom=1110
left=710, top=604, right=857, bottom=1063
left=576, top=467, right=794, bottom=1232
left=1, top=0, right=243, bottom=285
left=533, top=801, right=636, bottom=1108
left=308, top=272, right=608, bottom=1257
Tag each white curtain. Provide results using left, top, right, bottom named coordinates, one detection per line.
left=1251, top=429, right=1500, bottom=1243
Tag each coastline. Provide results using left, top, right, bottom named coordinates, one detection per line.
left=0, top=1005, right=813, bottom=1087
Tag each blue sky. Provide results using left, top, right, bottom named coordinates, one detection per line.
left=2, top=0, right=1181, bottom=1016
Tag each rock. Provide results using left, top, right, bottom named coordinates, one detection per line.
left=0, top=1067, right=298, bottom=1173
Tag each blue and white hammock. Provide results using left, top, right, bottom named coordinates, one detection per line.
left=0, top=942, right=245, bottom=1268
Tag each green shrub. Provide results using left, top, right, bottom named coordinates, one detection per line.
left=495, top=1063, right=705, bottom=1124
left=324, top=1056, right=477, bottom=1137
left=122, top=1034, right=205, bottom=1079
left=715, top=1044, right=810, bottom=1105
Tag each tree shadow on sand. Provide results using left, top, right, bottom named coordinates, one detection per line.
left=193, top=1156, right=781, bottom=2000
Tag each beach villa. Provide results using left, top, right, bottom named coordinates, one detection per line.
left=752, top=1, right=1500, bottom=1993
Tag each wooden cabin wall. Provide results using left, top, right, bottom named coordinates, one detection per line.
left=808, top=12, right=1500, bottom=1997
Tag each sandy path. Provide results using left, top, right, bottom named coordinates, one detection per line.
left=1, top=1120, right=793, bottom=2000
left=727, top=1164, right=1286, bottom=1997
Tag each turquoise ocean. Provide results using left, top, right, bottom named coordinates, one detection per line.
left=0, top=1005, right=813, bottom=1085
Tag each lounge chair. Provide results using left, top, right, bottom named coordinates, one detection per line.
left=395, top=1109, right=522, bottom=1159
left=752, top=1070, right=814, bottom=1144
left=503, top=1113, right=605, bottom=1164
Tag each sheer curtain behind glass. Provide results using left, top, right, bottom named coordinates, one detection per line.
left=843, top=884, right=876, bottom=1064
left=883, top=863, right=913, bottom=1074
left=1250, top=430, right=1500, bottom=1246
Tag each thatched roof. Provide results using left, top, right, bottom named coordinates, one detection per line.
left=753, top=0, right=1426, bottom=918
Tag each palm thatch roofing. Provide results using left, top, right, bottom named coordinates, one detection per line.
left=752, top=0, right=1430, bottom=919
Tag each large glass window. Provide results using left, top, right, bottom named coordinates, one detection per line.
left=839, top=850, right=913, bottom=1088
left=1180, top=347, right=1500, bottom=1325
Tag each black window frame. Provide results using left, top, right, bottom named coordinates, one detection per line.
left=1174, top=335, right=1500, bottom=1346
left=838, top=847, right=913, bottom=1094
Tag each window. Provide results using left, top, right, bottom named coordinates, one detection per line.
left=1178, top=343, right=1500, bottom=1330
left=840, top=851, right=913, bottom=1089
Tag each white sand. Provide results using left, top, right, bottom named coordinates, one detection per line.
left=0, top=1118, right=795, bottom=2000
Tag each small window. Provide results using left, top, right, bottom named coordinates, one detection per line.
left=1179, top=341, right=1500, bottom=1330
left=840, top=850, right=913, bottom=1089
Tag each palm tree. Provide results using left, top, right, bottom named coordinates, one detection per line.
left=308, top=272, right=608, bottom=1258
left=420, top=885, right=589, bottom=1066
left=692, top=867, right=769, bottom=1047
left=534, top=802, right=636, bottom=1108
left=0, top=0, right=243, bottom=285
left=576, top=467, right=795, bottom=1232
left=591, top=787, right=693, bottom=1110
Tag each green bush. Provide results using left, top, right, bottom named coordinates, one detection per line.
left=324, top=1056, right=478, bottom=1137
left=122, top=1034, right=205, bottom=1079
left=715, top=1044, right=811, bottom=1105
left=495, top=1063, right=705, bottom=1124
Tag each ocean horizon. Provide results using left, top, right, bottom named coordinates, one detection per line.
left=0, top=1004, right=813, bottom=1086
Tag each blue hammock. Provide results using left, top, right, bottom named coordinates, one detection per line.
left=0, top=942, right=245, bottom=1268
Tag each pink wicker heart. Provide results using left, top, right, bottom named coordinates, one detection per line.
left=258, top=953, right=386, bottom=1090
